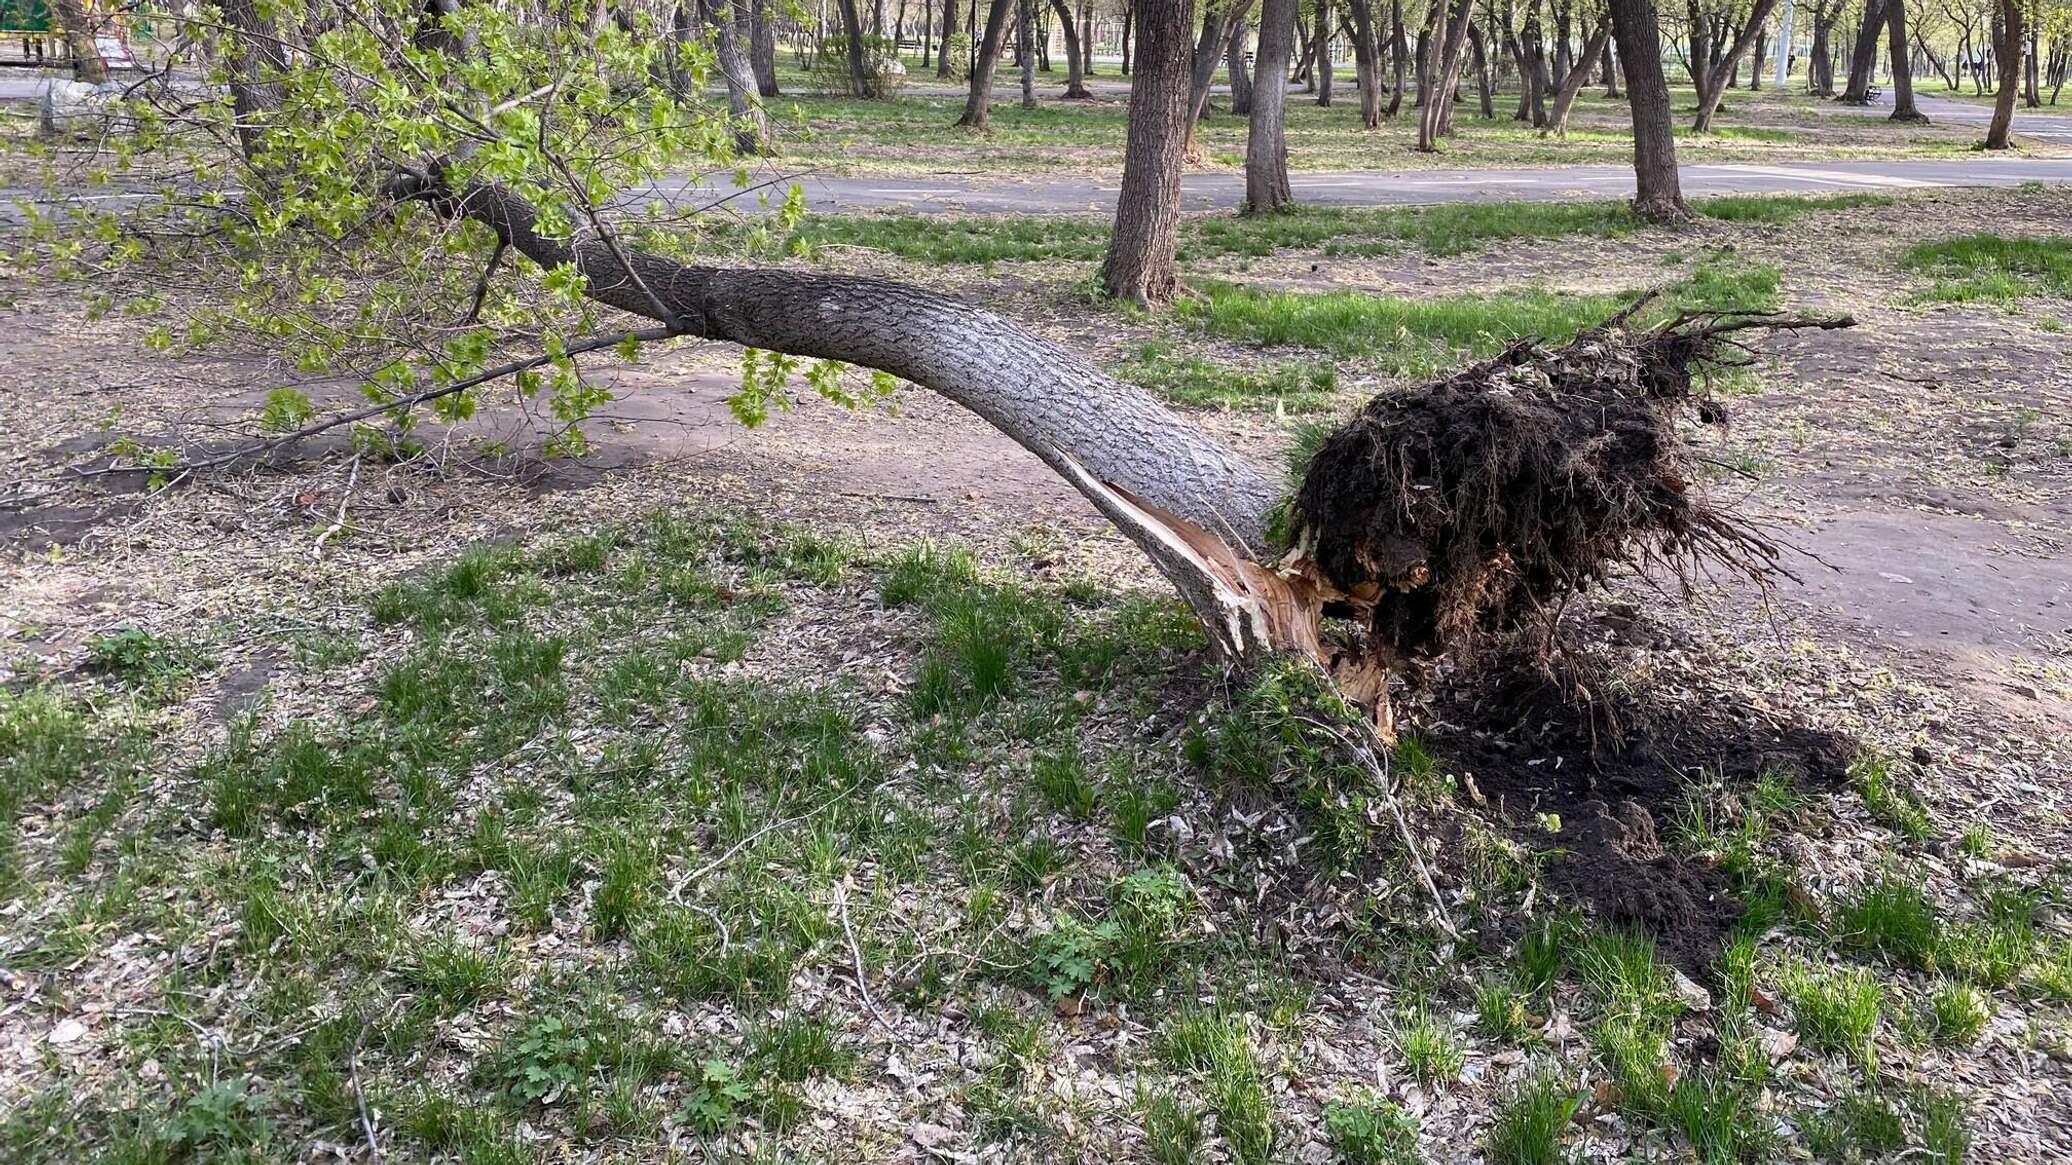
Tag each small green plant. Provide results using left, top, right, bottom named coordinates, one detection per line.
left=1324, top=1092, right=1422, bottom=1164
left=1483, top=1069, right=1582, bottom=1165
left=1782, top=963, right=1884, bottom=1064
left=1923, top=980, right=1989, bottom=1046
left=163, top=1080, right=271, bottom=1154
left=1395, top=1008, right=1464, bottom=1085
left=495, top=1015, right=593, bottom=1104
left=1901, top=234, right=2072, bottom=304
left=1140, top=1089, right=1206, bottom=1165
left=82, top=627, right=205, bottom=694
left=678, top=1059, right=752, bottom=1134
left=1833, top=872, right=1942, bottom=970
left=1474, top=977, right=1535, bottom=1045
left=1847, top=752, right=1932, bottom=841
left=259, top=386, right=317, bottom=431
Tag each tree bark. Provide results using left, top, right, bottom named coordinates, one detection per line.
left=957, top=0, right=1018, bottom=125
left=1052, top=0, right=1094, bottom=95
left=1386, top=0, right=1408, bottom=115
left=1840, top=0, right=1887, bottom=102
left=396, top=172, right=1280, bottom=571
left=220, top=0, right=288, bottom=162
left=1186, top=0, right=1255, bottom=137
left=1985, top=0, right=2022, bottom=147
left=1228, top=19, right=1255, bottom=114
left=836, top=0, right=878, bottom=96
left=1121, top=3, right=1133, bottom=72
left=1019, top=0, right=1038, bottom=106
left=1603, top=35, right=1620, bottom=96
left=1470, top=20, right=1495, bottom=117
left=1418, top=0, right=1474, bottom=147
left=750, top=0, right=780, bottom=94
left=938, top=0, right=961, bottom=76
left=1608, top=0, right=1689, bottom=222
left=702, top=0, right=770, bottom=152
left=1316, top=0, right=1335, bottom=105
left=1546, top=16, right=1610, bottom=135
left=1247, top=0, right=1298, bottom=210
left=48, top=0, right=107, bottom=84
left=1347, top=0, right=1383, bottom=127
left=1886, top=0, right=1925, bottom=120
left=1692, top=0, right=1782, bottom=131
left=1103, top=0, right=1196, bottom=306
left=1807, top=0, right=1836, bottom=95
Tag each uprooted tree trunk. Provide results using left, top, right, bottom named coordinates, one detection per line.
left=388, top=171, right=1851, bottom=735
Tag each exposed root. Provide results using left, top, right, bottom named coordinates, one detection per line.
left=1285, top=307, right=1854, bottom=692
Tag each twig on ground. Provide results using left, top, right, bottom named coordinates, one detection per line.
left=312, top=452, right=362, bottom=559
left=1299, top=713, right=1460, bottom=940
left=347, top=1022, right=382, bottom=1161
left=832, top=878, right=898, bottom=1037
left=666, top=772, right=895, bottom=901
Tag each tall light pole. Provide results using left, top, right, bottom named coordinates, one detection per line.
left=1775, top=0, right=1795, bottom=87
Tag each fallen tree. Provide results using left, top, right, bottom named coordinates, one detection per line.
left=385, top=166, right=1851, bottom=735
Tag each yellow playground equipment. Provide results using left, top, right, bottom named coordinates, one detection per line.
left=1, top=0, right=136, bottom=70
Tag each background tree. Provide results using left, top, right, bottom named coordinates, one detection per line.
left=1103, top=0, right=1197, bottom=304
left=957, top=0, right=1018, bottom=125
left=1547, top=14, right=1611, bottom=133
left=1841, top=0, right=1890, bottom=101
left=1986, top=0, right=2025, bottom=144
left=1247, top=0, right=1300, bottom=208
left=1347, top=0, right=1384, bottom=126
left=1887, top=0, right=1928, bottom=117
left=1051, top=0, right=1095, bottom=95
left=1692, top=0, right=1784, bottom=130
left=49, top=0, right=106, bottom=83
left=1608, top=0, right=1690, bottom=221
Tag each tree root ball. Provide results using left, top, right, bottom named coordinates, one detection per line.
left=1288, top=308, right=1852, bottom=671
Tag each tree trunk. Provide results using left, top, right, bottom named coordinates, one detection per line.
left=1083, top=0, right=1097, bottom=74
left=1603, top=33, right=1620, bottom=96
left=1187, top=0, right=1254, bottom=133
left=958, top=0, right=1018, bottom=125
left=1104, top=0, right=1196, bottom=306
left=1985, top=0, right=2022, bottom=147
left=220, top=0, right=288, bottom=162
left=2024, top=23, right=2040, bottom=106
left=1348, top=0, right=1383, bottom=127
left=837, top=0, right=878, bottom=96
left=1840, top=0, right=1887, bottom=103
left=1608, top=0, right=1689, bottom=222
left=702, top=0, right=771, bottom=152
left=1418, top=0, right=1474, bottom=147
left=1316, top=0, right=1335, bottom=105
left=1387, top=0, right=1408, bottom=115
left=1749, top=28, right=1765, bottom=90
left=1121, top=4, right=1133, bottom=72
left=939, top=0, right=961, bottom=76
left=1886, top=0, right=1924, bottom=120
left=1052, top=0, right=1093, bottom=95
left=1020, top=0, right=1039, bottom=106
left=1228, top=19, right=1256, bottom=114
left=1692, top=0, right=1781, bottom=131
left=49, top=0, right=107, bottom=83
left=1470, top=20, right=1495, bottom=117
left=1807, top=1, right=1835, bottom=95
left=1546, top=16, right=1610, bottom=135
left=749, top=0, right=781, bottom=94
left=1247, top=0, right=1298, bottom=210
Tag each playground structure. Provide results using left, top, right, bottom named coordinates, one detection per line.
left=1, top=0, right=136, bottom=70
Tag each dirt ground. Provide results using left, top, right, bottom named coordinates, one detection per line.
left=4, top=185, right=2071, bottom=1160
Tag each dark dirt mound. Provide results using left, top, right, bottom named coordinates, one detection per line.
left=1288, top=312, right=1849, bottom=674
left=1417, top=631, right=1855, bottom=972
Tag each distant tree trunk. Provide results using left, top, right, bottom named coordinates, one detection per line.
left=749, top=0, right=780, bottom=94
left=221, top=0, right=288, bottom=161
left=1693, top=0, right=1781, bottom=131
left=1121, top=4, right=1133, bottom=72
left=1347, top=0, right=1383, bottom=126
left=1415, top=0, right=1443, bottom=107
left=1547, top=17, right=1610, bottom=135
left=2024, top=23, right=2040, bottom=106
left=701, top=0, right=770, bottom=152
left=837, top=0, right=878, bottom=95
left=1317, top=0, right=1335, bottom=105
left=1185, top=0, right=1254, bottom=147
left=1418, top=0, right=1473, bottom=147
left=1019, top=0, right=1038, bottom=106
left=1387, top=0, right=1409, bottom=115
left=938, top=0, right=960, bottom=76
left=1051, top=0, right=1093, bottom=96
left=958, top=0, right=1018, bottom=125
left=1985, top=0, right=2022, bottom=147
left=1603, top=34, right=1620, bottom=96
left=1083, top=0, right=1097, bottom=74
left=1469, top=21, right=1495, bottom=116
left=49, top=0, right=107, bottom=83
left=1840, top=0, right=1887, bottom=102
left=1247, top=0, right=1298, bottom=210
left=1229, top=19, right=1256, bottom=114
left=1103, top=0, right=1196, bottom=305
left=1608, top=0, right=1689, bottom=222
left=1806, top=0, right=1836, bottom=95
left=1886, top=0, right=1925, bottom=120
left=1749, top=27, right=1765, bottom=90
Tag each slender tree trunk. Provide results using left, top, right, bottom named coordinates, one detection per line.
left=1886, top=0, right=1924, bottom=120
left=939, top=0, right=961, bottom=76
left=1121, top=4, right=1133, bottom=72
left=1693, top=0, right=1781, bottom=131
left=957, top=0, right=1018, bottom=125
left=1840, top=0, right=1887, bottom=103
left=1603, top=33, right=1620, bottom=96
left=1083, top=1, right=1097, bottom=74
left=1051, top=0, right=1093, bottom=95
left=748, top=0, right=780, bottom=94
left=1103, top=0, right=1196, bottom=306
left=1184, top=0, right=1254, bottom=149
left=1985, top=0, right=2022, bottom=147
left=702, top=0, right=770, bottom=152
left=1470, top=20, right=1495, bottom=117
left=1229, top=19, right=1255, bottom=114
left=1019, top=0, right=1039, bottom=105
left=1608, top=0, right=1689, bottom=222
left=1807, top=3, right=1835, bottom=95
left=1419, top=0, right=1474, bottom=147
left=2024, top=24, right=2040, bottom=106
left=837, top=0, right=878, bottom=95
left=220, top=0, right=288, bottom=161
left=49, top=0, right=107, bottom=83
left=1387, top=0, right=1408, bottom=115
left=1317, top=0, right=1335, bottom=105
left=1247, top=0, right=1298, bottom=211
left=1749, top=28, right=1765, bottom=90
left=1348, top=0, right=1383, bottom=126
left=1546, top=16, right=1610, bottom=135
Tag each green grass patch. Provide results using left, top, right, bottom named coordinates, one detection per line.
left=1112, top=342, right=1338, bottom=412
left=1901, top=234, right=2072, bottom=304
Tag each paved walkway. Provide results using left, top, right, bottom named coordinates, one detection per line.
left=671, top=156, right=2072, bottom=214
